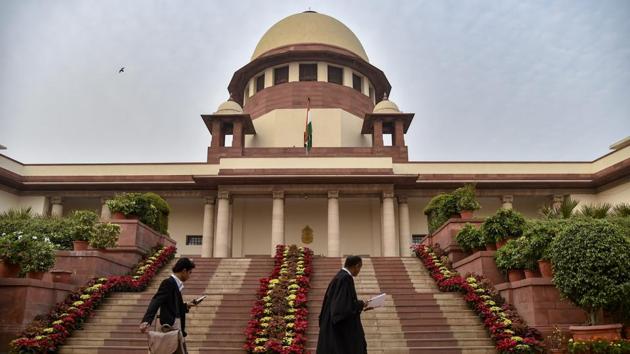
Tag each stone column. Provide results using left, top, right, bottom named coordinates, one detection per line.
left=214, top=191, right=230, bottom=258
left=211, top=120, right=224, bottom=148
left=50, top=196, right=63, bottom=217
left=232, top=120, right=244, bottom=149
left=270, top=191, right=285, bottom=256
left=552, top=194, right=564, bottom=209
left=382, top=191, right=397, bottom=256
left=327, top=191, right=340, bottom=257
left=201, top=197, right=216, bottom=258
left=100, top=197, right=111, bottom=220
left=501, top=195, right=514, bottom=210
left=373, top=120, right=384, bottom=147
left=398, top=196, right=411, bottom=257
left=394, top=120, right=405, bottom=147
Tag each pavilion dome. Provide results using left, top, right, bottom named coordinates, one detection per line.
left=251, top=11, right=369, bottom=62
left=215, top=100, right=243, bottom=115
left=373, top=98, right=401, bottom=114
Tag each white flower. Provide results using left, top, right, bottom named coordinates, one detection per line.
left=32, top=236, right=38, bottom=240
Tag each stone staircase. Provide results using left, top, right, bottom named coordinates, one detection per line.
left=307, top=257, right=496, bottom=354
left=59, top=257, right=274, bottom=354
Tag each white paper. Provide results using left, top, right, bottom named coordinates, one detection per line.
left=366, top=293, right=386, bottom=308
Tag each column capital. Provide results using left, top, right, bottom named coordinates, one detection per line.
left=217, top=191, right=230, bottom=200
left=501, top=195, right=514, bottom=203
left=100, top=196, right=110, bottom=204
left=272, top=191, right=285, bottom=200
left=397, top=195, right=408, bottom=204
left=382, top=191, right=395, bottom=199
left=204, top=196, right=216, bottom=205
left=50, top=196, right=63, bottom=204
left=552, top=194, right=564, bottom=203
left=328, top=190, right=339, bottom=199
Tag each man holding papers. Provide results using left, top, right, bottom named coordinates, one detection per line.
left=317, top=255, right=371, bottom=354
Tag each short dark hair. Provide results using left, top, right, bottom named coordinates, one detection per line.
left=344, top=255, right=362, bottom=268
left=172, top=257, right=196, bottom=273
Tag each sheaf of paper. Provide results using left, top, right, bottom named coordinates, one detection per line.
left=367, top=293, right=386, bottom=308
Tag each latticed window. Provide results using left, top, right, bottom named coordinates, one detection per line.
left=412, top=234, right=426, bottom=244
left=186, top=235, right=203, bottom=246
left=274, top=66, right=289, bottom=85
left=256, top=74, right=265, bottom=92
left=299, top=64, right=317, bottom=81
left=328, top=65, right=343, bottom=85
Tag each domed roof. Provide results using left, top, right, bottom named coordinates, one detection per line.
left=373, top=99, right=400, bottom=114
left=251, top=11, right=369, bottom=62
left=215, top=100, right=244, bottom=115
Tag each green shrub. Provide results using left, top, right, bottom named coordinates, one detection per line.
left=144, top=193, right=170, bottom=234
left=612, top=203, right=630, bottom=218
left=424, top=193, right=459, bottom=233
left=89, top=223, right=121, bottom=249
left=453, top=184, right=481, bottom=212
left=549, top=218, right=630, bottom=324
left=482, top=208, right=526, bottom=243
left=539, top=196, right=579, bottom=219
left=68, top=210, right=99, bottom=241
left=494, top=237, right=527, bottom=272
left=0, top=231, right=56, bottom=273
left=521, top=219, right=563, bottom=265
left=455, top=223, right=484, bottom=253
left=578, top=203, right=612, bottom=219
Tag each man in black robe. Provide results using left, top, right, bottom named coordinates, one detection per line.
left=317, top=255, right=370, bottom=354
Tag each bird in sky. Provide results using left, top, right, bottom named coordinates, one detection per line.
left=118, top=67, right=125, bottom=73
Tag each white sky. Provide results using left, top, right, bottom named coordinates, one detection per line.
left=0, top=0, right=629, bottom=163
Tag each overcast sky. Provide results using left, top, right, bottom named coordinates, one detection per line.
left=1, top=0, right=629, bottom=163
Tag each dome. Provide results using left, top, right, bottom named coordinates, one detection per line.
left=373, top=99, right=400, bottom=114
left=215, top=100, right=244, bottom=115
left=251, top=11, right=369, bottom=62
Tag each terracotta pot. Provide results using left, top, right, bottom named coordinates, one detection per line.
left=496, top=239, right=508, bottom=249
left=524, top=269, right=540, bottom=279
left=538, top=259, right=553, bottom=278
left=459, top=210, right=474, bottom=219
left=485, top=243, right=497, bottom=251
left=51, top=270, right=73, bottom=284
left=0, top=259, right=21, bottom=278
left=73, top=240, right=89, bottom=251
left=570, top=323, right=622, bottom=341
left=27, top=271, right=45, bottom=280
left=508, top=269, right=525, bottom=282
left=549, top=349, right=565, bottom=354
left=112, top=212, right=126, bottom=219
left=624, top=326, right=630, bottom=339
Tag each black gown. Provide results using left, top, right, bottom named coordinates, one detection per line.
left=316, top=269, right=367, bottom=354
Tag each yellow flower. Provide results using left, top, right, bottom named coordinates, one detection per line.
left=72, top=301, right=84, bottom=307
left=43, top=328, right=55, bottom=334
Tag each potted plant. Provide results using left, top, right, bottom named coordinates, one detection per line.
left=22, top=238, right=56, bottom=280
left=479, top=224, right=497, bottom=251
left=453, top=184, right=481, bottom=219
left=547, top=325, right=567, bottom=354
left=89, top=223, right=121, bottom=249
left=455, top=223, right=484, bottom=254
left=424, top=193, right=459, bottom=234
left=106, top=193, right=162, bottom=232
left=494, top=238, right=526, bottom=282
left=0, top=232, right=22, bottom=277
left=549, top=218, right=629, bottom=339
left=521, top=220, right=562, bottom=279
left=482, top=208, right=526, bottom=249
left=69, top=210, right=98, bottom=251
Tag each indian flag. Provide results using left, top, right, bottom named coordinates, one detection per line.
left=304, top=98, right=313, bottom=153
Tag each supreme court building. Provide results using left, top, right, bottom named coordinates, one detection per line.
left=1, top=12, right=629, bottom=257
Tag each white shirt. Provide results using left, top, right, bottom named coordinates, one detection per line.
left=342, top=267, right=353, bottom=277
left=171, top=274, right=184, bottom=292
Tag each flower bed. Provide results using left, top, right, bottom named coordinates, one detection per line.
left=9, top=245, right=176, bottom=353
left=568, top=338, right=630, bottom=353
left=412, top=244, right=545, bottom=353
left=244, top=245, right=313, bottom=354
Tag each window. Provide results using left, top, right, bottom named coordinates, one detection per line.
left=369, top=86, right=375, bottom=102
left=186, top=235, right=203, bottom=246
left=352, top=73, right=363, bottom=92
left=299, top=64, right=317, bottom=81
left=256, top=74, right=265, bottom=92
left=412, top=234, right=426, bottom=244
left=327, top=65, right=343, bottom=84
left=274, top=66, right=289, bottom=85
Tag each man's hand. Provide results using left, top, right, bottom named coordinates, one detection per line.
left=364, top=307, right=374, bottom=312
left=186, top=302, right=197, bottom=310
left=139, top=322, right=150, bottom=333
